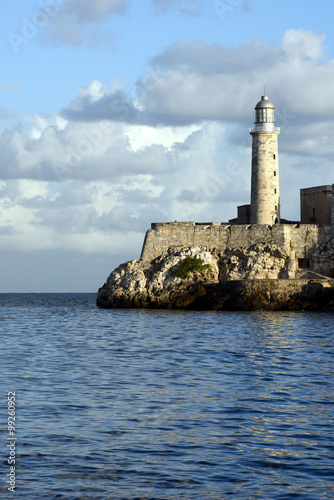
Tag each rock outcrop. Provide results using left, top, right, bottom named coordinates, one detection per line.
left=97, top=244, right=334, bottom=311
left=219, top=243, right=296, bottom=280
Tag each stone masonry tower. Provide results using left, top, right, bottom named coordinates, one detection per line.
left=250, top=95, right=280, bottom=224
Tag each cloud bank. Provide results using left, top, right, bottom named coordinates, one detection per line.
left=1, top=29, right=333, bottom=288
left=43, top=0, right=128, bottom=46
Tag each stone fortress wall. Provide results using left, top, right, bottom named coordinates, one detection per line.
left=140, top=221, right=332, bottom=263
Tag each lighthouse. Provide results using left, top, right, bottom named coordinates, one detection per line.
left=250, top=95, right=280, bottom=224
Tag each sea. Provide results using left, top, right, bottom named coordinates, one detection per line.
left=0, top=293, right=334, bottom=500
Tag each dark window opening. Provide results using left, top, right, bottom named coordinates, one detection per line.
left=274, top=188, right=277, bottom=194
left=273, top=154, right=276, bottom=160
left=298, top=258, right=310, bottom=269
left=275, top=205, right=278, bottom=211
left=274, top=171, right=277, bottom=176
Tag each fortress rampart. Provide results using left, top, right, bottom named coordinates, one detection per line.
left=140, top=221, right=333, bottom=263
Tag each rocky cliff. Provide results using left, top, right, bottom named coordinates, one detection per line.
left=97, top=243, right=334, bottom=311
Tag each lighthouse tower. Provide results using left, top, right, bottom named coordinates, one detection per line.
left=250, top=95, right=280, bottom=224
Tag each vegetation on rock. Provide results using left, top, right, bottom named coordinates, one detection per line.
left=171, top=257, right=212, bottom=279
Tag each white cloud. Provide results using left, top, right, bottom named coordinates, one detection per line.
left=59, top=33, right=334, bottom=129
left=280, top=122, right=334, bottom=159
left=137, top=31, right=334, bottom=126
left=66, top=0, right=127, bottom=21
left=280, top=29, right=325, bottom=61
left=0, top=116, right=240, bottom=259
left=61, top=80, right=141, bottom=123
left=43, top=0, right=127, bottom=46
left=149, top=33, right=328, bottom=120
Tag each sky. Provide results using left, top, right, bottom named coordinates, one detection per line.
left=0, top=0, right=334, bottom=292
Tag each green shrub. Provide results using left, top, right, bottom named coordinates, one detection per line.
left=172, top=257, right=212, bottom=279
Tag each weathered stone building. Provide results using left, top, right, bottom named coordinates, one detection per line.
left=300, top=185, right=334, bottom=225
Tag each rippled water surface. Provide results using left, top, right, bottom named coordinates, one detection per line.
left=1, top=293, right=334, bottom=499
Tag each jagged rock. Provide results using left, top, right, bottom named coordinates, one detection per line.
left=310, top=239, right=334, bottom=277
left=96, top=260, right=148, bottom=308
left=97, top=248, right=218, bottom=309
left=97, top=243, right=334, bottom=310
left=219, top=243, right=291, bottom=280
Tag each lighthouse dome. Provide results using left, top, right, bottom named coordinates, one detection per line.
left=255, top=95, right=275, bottom=109
left=253, top=95, right=276, bottom=125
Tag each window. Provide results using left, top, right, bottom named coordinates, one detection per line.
left=256, top=108, right=275, bottom=123
left=273, top=154, right=276, bottom=160
left=298, top=258, right=310, bottom=269
left=274, top=189, right=277, bottom=194
left=274, top=171, right=277, bottom=176
left=275, top=205, right=278, bottom=211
